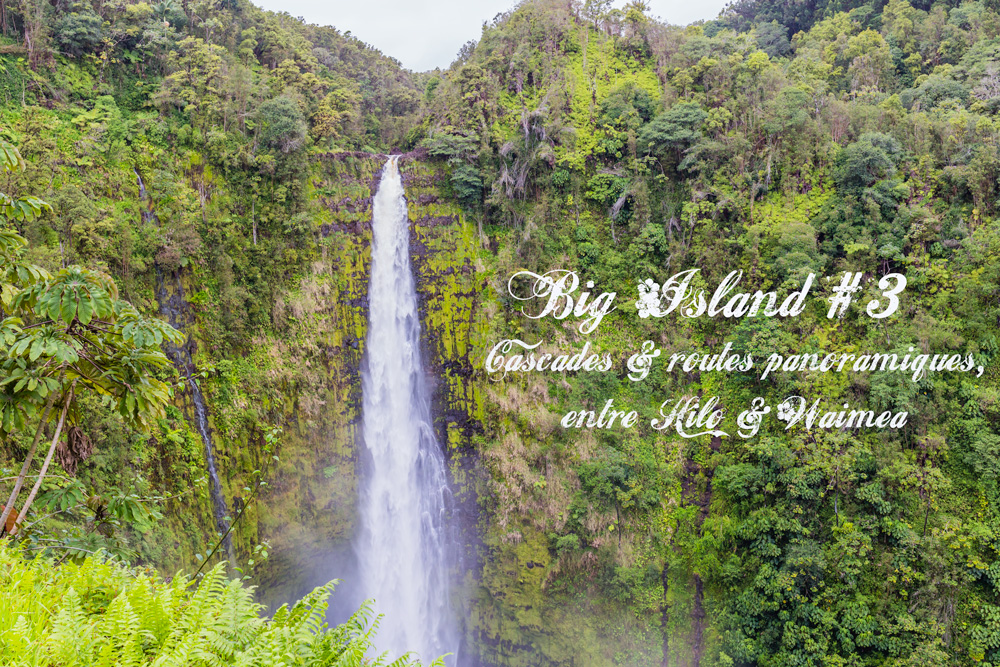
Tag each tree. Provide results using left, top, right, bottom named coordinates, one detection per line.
left=637, top=102, right=707, bottom=165
left=0, top=140, right=49, bottom=232
left=51, top=1, right=103, bottom=56
left=846, top=29, right=894, bottom=93
left=18, top=0, right=50, bottom=68
left=0, top=140, right=182, bottom=536
left=582, top=0, right=614, bottom=30
left=154, top=36, right=227, bottom=131
left=834, top=132, right=903, bottom=193
left=256, top=95, right=307, bottom=154
left=597, top=82, right=657, bottom=133
left=311, top=86, right=361, bottom=143
left=754, top=20, right=791, bottom=58
left=420, top=128, right=483, bottom=209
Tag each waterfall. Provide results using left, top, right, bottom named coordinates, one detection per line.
left=355, top=156, right=458, bottom=664
left=139, top=170, right=236, bottom=567
left=184, top=358, right=236, bottom=566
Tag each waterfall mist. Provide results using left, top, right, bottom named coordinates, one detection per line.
left=354, top=156, right=459, bottom=664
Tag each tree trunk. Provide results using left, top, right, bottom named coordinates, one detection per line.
left=615, top=502, right=621, bottom=548
left=922, top=497, right=930, bottom=538
left=0, top=390, right=58, bottom=533
left=11, top=383, right=74, bottom=535
left=660, top=562, right=670, bottom=667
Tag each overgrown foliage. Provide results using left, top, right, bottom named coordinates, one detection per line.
left=0, top=544, right=439, bottom=666
left=1, top=0, right=1000, bottom=664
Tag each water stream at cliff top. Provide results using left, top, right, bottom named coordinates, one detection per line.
left=354, top=156, right=458, bottom=664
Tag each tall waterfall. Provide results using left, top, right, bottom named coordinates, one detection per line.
left=355, top=156, right=458, bottom=664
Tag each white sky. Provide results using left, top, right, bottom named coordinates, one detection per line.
left=251, top=0, right=730, bottom=72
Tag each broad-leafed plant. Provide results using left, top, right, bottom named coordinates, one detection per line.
left=0, top=139, right=182, bottom=538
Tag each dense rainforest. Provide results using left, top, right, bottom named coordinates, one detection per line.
left=2, top=0, right=1000, bottom=664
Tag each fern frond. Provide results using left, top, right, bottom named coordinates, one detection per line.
left=0, top=545, right=422, bottom=667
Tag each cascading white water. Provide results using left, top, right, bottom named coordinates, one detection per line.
left=356, top=156, right=458, bottom=665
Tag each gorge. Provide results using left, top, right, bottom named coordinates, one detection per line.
left=2, top=0, right=1000, bottom=664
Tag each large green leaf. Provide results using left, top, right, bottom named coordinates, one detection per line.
left=0, top=138, right=24, bottom=173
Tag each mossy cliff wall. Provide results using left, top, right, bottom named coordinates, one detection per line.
left=148, top=268, right=238, bottom=573
left=213, top=156, right=489, bottom=623
left=244, top=155, right=704, bottom=666
left=243, top=154, right=378, bottom=605
left=157, top=152, right=704, bottom=666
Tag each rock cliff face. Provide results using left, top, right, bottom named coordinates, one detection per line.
left=160, top=153, right=694, bottom=666
left=221, top=155, right=487, bottom=628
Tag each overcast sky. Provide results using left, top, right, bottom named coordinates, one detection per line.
left=251, top=0, right=730, bottom=72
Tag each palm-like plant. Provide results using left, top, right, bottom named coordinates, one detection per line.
left=0, top=139, right=182, bottom=537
